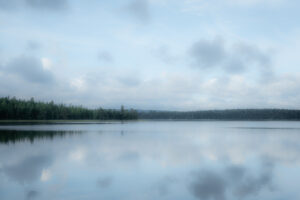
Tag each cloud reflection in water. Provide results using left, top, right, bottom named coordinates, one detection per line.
left=0, top=122, right=300, bottom=200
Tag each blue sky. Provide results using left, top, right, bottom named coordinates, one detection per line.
left=1, top=0, right=300, bottom=110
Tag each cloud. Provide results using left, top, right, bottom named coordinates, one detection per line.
left=117, top=76, right=141, bottom=87
left=3, top=154, right=52, bottom=183
left=234, top=43, right=271, bottom=66
left=0, top=0, right=69, bottom=11
left=26, top=0, right=68, bottom=11
left=189, top=38, right=226, bottom=69
left=232, top=162, right=274, bottom=198
left=1, top=58, right=300, bottom=110
left=225, top=165, right=245, bottom=181
left=225, top=58, right=246, bottom=73
left=124, top=0, right=151, bottom=23
left=233, top=43, right=274, bottom=81
left=97, top=176, right=113, bottom=188
left=26, top=41, right=41, bottom=51
left=98, top=51, right=114, bottom=63
left=234, top=173, right=272, bottom=198
left=118, top=151, right=140, bottom=162
left=189, top=163, right=274, bottom=200
left=5, top=56, right=54, bottom=84
left=0, top=0, right=19, bottom=10
left=26, top=190, right=39, bottom=200
left=41, top=57, right=52, bottom=70
left=226, top=0, right=283, bottom=6
left=153, top=176, right=177, bottom=196
left=189, top=170, right=226, bottom=200
left=183, top=0, right=283, bottom=11
left=152, top=45, right=179, bottom=64
left=40, top=169, right=51, bottom=182
left=188, top=38, right=273, bottom=75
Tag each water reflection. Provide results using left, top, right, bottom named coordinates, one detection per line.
left=0, top=121, right=300, bottom=200
left=26, top=190, right=39, bottom=200
left=153, top=176, right=177, bottom=197
left=0, top=130, right=82, bottom=144
left=3, top=154, right=53, bottom=183
left=97, top=176, right=113, bottom=188
left=189, top=161, right=274, bottom=200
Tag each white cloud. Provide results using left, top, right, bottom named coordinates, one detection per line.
left=70, top=77, right=87, bottom=92
left=0, top=0, right=299, bottom=110
left=40, top=169, right=51, bottom=182
left=69, top=147, right=86, bottom=162
left=41, top=57, right=52, bottom=70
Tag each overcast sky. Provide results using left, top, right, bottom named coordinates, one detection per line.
left=1, top=0, right=300, bottom=110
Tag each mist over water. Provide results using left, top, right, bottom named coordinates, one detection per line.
left=1, top=121, right=300, bottom=200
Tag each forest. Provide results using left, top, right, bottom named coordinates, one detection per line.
left=0, top=97, right=138, bottom=120
left=1, top=97, right=300, bottom=120
left=138, top=109, right=300, bottom=120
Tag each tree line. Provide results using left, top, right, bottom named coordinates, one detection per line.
left=138, top=109, right=300, bottom=120
left=1, top=97, right=300, bottom=120
left=0, top=97, right=138, bottom=120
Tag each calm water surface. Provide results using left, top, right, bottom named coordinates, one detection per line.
left=1, top=121, right=300, bottom=200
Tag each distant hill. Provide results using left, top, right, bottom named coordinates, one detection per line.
left=137, top=109, right=300, bottom=120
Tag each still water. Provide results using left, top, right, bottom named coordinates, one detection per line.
left=1, top=121, right=300, bottom=200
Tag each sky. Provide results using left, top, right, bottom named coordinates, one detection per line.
left=0, top=0, right=300, bottom=110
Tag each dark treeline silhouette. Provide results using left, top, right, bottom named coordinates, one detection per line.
left=0, top=130, right=82, bottom=144
left=138, top=109, right=300, bottom=120
left=1, top=97, right=300, bottom=120
left=0, top=97, right=138, bottom=120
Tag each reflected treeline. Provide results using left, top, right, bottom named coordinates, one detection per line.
left=0, top=130, right=83, bottom=144
left=0, top=97, right=138, bottom=120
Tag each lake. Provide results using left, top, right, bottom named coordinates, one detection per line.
left=1, top=121, right=300, bottom=200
